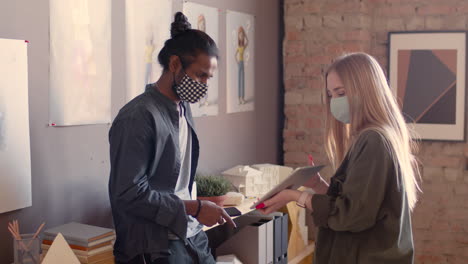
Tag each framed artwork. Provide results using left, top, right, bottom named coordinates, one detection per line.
left=226, top=10, right=255, bottom=114
left=183, top=1, right=220, bottom=117
left=389, top=31, right=466, bottom=141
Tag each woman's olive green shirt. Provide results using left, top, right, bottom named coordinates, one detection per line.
left=312, top=130, right=414, bottom=264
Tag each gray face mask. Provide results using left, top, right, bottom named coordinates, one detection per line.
left=330, top=96, right=350, bottom=124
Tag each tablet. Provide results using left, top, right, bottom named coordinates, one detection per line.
left=224, top=207, right=242, bottom=217
left=250, top=165, right=325, bottom=209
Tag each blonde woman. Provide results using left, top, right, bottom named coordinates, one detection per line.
left=257, top=52, right=420, bottom=264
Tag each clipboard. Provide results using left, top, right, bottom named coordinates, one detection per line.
left=250, top=165, right=325, bottom=209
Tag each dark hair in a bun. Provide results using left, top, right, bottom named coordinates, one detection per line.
left=170, top=12, right=191, bottom=38
left=158, top=12, right=219, bottom=70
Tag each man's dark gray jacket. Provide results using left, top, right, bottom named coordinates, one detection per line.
left=108, top=85, right=199, bottom=262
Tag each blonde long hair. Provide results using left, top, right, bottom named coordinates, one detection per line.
left=238, top=26, right=247, bottom=47
left=324, top=52, right=420, bottom=210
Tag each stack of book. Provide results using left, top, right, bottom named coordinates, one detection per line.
left=42, top=222, right=115, bottom=264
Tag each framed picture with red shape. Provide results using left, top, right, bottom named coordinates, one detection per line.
left=388, top=31, right=466, bottom=141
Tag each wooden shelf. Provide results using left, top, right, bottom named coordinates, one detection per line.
left=288, top=242, right=315, bottom=264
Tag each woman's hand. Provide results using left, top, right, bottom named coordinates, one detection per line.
left=304, top=174, right=329, bottom=194
left=256, top=189, right=302, bottom=215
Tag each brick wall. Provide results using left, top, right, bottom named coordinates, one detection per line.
left=282, top=0, right=468, bottom=263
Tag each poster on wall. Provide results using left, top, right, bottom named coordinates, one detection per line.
left=126, top=0, right=173, bottom=102
left=389, top=32, right=466, bottom=141
left=226, top=10, right=255, bottom=114
left=0, top=38, right=32, bottom=213
left=49, top=0, right=112, bottom=126
left=183, top=1, right=220, bottom=117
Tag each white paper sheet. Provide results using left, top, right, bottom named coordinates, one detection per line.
left=183, top=2, right=220, bottom=117
left=125, top=0, right=173, bottom=101
left=49, top=0, right=112, bottom=126
left=226, top=10, right=255, bottom=113
left=0, top=38, right=32, bottom=213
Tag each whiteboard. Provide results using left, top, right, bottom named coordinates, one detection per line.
left=0, top=38, right=32, bottom=213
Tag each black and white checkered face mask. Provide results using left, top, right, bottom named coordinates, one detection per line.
left=173, top=74, right=208, bottom=104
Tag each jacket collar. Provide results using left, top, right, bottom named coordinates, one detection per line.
left=145, top=84, right=196, bottom=131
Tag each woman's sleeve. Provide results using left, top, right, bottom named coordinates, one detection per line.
left=311, top=131, right=394, bottom=232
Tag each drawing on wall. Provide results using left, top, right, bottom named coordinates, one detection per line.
left=126, top=0, right=172, bottom=102
left=0, top=38, right=32, bottom=213
left=226, top=10, right=255, bottom=113
left=398, top=50, right=456, bottom=124
left=389, top=32, right=466, bottom=141
left=183, top=2, right=219, bottom=117
left=0, top=106, right=5, bottom=151
left=49, top=0, right=112, bottom=126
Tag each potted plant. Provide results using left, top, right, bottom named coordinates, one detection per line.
left=195, top=174, right=231, bottom=206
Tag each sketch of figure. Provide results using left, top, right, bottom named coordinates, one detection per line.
left=235, top=26, right=248, bottom=105
left=197, top=13, right=206, bottom=32
left=71, top=0, right=98, bottom=116
left=197, top=14, right=210, bottom=107
left=225, top=11, right=254, bottom=114
left=0, top=94, right=4, bottom=150
left=0, top=110, right=5, bottom=151
left=144, top=32, right=155, bottom=85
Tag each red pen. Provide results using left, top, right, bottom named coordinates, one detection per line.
left=307, top=154, right=323, bottom=189
left=308, top=154, right=315, bottom=166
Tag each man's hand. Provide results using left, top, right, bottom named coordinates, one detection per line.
left=196, top=200, right=237, bottom=228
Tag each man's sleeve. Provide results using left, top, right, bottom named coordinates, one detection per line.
left=108, top=114, right=188, bottom=239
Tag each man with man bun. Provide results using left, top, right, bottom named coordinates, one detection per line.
left=109, top=12, right=233, bottom=264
